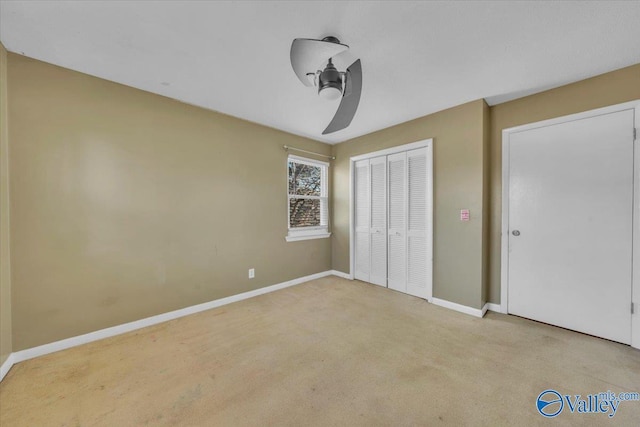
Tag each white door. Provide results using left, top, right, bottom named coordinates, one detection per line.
left=508, top=109, right=634, bottom=344
left=369, top=156, right=387, bottom=286
left=354, top=159, right=370, bottom=282
left=387, top=152, right=407, bottom=292
left=406, top=148, right=431, bottom=299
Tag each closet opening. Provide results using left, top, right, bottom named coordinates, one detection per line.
left=349, top=139, right=433, bottom=300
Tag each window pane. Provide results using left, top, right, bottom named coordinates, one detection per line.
left=289, top=198, right=321, bottom=228
left=288, top=161, right=296, bottom=194
left=288, top=161, right=321, bottom=196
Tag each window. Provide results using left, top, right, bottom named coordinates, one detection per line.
left=286, top=155, right=330, bottom=242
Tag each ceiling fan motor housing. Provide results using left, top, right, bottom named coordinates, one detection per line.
left=321, top=36, right=341, bottom=44
left=318, top=59, right=342, bottom=100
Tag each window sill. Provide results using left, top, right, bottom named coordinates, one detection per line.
left=285, top=232, right=331, bottom=242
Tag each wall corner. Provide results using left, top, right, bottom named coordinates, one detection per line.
left=0, top=41, right=13, bottom=366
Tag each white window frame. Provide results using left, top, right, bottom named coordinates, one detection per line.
left=286, top=154, right=331, bottom=242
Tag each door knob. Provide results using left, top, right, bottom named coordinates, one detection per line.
left=512, top=230, right=520, bottom=236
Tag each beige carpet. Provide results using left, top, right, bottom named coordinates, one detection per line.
left=1, top=276, right=639, bottom=426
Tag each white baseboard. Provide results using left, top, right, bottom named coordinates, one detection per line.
left=481, top=303, right=489, bottom=317
left=486, top=303, right=502, bottom=313
left=5, top=270, right=334, bottom=376
left=1, top=271, right=501, bottom=383
left=432, top=297, right=486, bottom=318
left=329, top=270, right=352, bottom=280
left=0, top=353, right=15, bottom=382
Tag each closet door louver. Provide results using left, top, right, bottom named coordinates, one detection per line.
left=369, top=156, right=387, bottom=286
left=387, top=152, right=407, bottom=292
left=406, top=148, right=431, bottom=299
left=354, top=160, right=370, bottom=281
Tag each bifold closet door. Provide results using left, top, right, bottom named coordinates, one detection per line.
left=354, top=159, right=370, bottom=282
left=369, top=156, right=387, bottom=286
left=387, top=152, right=406, bottom=292
left=406, top=148, right=430, bottom=299
left=354, top=157, right=387, bottom=286
left=386, top=147, right=431, bottom=298
left=354, top=146, right=431, bottom=297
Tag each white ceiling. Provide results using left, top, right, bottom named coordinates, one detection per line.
left=1, top=1, right=639, bottom=144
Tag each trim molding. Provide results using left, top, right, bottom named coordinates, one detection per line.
left=285, top=232, right=331, bottom=242
left=486, top=303, right=502, bottom=313
left=432, top=297, right=486, bottom=318
left=1, top=270, right=341, bottom=382
left=0, top=353, right=15, bottom=382
left=0, top=271, right=505, bottom=383
left=329, top=270, right=352, bottom=280
left=350, top=140, right=432, bottom=162
left=481, top=303, right=489, bottom=317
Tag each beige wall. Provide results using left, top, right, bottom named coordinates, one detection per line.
left=5, top=49, right=639, bottom=353
left=0, top=43, right=11, bottom=365
left=488, top=63, right=640, bottom=303
left=8, top=54, right=332, bottom=351
left=331, top=100, right=487, bottom=309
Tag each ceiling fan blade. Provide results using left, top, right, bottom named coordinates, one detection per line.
left=290, top=38, right=349, bottom=87
left=323, top=59, right=362, bottom=134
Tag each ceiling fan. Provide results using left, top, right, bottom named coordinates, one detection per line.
left=290, top=36, right=362, bottom=135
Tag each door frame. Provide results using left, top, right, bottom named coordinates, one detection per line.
left=500, top=100, right=640, bottom=349
left=349, top=139, right=434, bottom=301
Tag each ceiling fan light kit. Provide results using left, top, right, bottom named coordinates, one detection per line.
left=290, top=36, right=362, bottom=134
left=318, top=59, right=343, bottom=100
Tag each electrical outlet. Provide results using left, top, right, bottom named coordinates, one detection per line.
left=248, top=268, right=255, bottom=279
